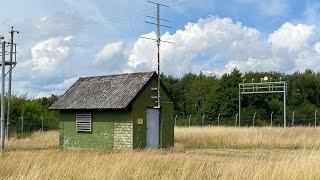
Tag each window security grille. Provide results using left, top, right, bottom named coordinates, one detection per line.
left=76, top=113, right=92, bottom=132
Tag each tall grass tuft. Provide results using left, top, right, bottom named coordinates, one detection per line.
left=7, top=131, right=59, bottom=151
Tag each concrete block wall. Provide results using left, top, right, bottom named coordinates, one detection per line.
left=114, top=122, right=133, bottom=149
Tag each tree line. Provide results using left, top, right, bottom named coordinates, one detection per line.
left=6, top=94, right=59, bottom=135
left=161, top=69, right=320, bottom=126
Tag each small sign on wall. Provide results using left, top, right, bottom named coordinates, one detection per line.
left=137, top=118, right=144, bottom=125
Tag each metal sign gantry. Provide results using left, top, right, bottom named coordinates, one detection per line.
left=238, top=81, right=287, bottom=127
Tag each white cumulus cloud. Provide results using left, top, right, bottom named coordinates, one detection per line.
left=127, top=17, right=320, bottom=76
left=128, top=16, right=261, bottom=76
left=268, top=23, right=316, bottom=51
left=21, top=36, right=73, bottom=76
left=15, top=36, right=75, bottom=97
left=92, top=41, right=127, bottom=73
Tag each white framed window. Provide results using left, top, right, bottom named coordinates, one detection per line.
left=76, top=113, right=92, bottom=132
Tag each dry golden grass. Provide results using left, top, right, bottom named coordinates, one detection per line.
left=175, top=126, right=320, bottom=149
left=6, top=131, right=59, bottom=151
left=1, top=148, right=320, bottom=179
left=0, top=127, right=320, bottom=179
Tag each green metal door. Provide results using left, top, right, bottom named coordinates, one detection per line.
left=146, top=108, right=159, bottom=148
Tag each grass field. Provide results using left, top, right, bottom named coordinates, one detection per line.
left=175, top=126, right=320, bottom=149
left=1, top=127, right=320, bottom=179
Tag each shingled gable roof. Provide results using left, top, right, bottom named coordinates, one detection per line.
left=49, top=71, right=158, bottom=110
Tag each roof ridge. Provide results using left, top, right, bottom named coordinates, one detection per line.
left=79, top=71, right=156, bottom=80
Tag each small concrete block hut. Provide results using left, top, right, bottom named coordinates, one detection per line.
left=49, top=71, right=174, bottom=150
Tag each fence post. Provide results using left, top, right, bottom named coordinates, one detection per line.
left=188, top=115, right=191, bottom=127
left=253, top=112, right=256, bottom=127
left=218, top=114, right=220, bottom=126
left=235, top=113, right=238, bottom=127
left=202, top=114, right=205, bottom=126
left=315, top=110, right=318, bottom=127
left=271, top=112, right=273, bottom=127
left=292, top=111, right=295, bottom=126
left=41, top=116, right=44, bottom=132
left=21, top=116, right=24, bottom=134
left=174, top=115, right=178, bottom=127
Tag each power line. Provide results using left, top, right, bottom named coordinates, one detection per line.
left=20, top=14, right=150, bottom=39
left=28, top=7, right=158, bottom=33
left=21, top=0, right=189, bottom=36
left=17, top=0, right=190, bottom=44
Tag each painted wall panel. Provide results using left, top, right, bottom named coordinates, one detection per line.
left=60, top=111, right=131, bottom=149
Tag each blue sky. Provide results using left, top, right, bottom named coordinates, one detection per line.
left=1, top=0, right=320, bottom=97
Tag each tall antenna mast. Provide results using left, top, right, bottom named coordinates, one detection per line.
left=143, top=1, right=173, bottom=109
left=6, top=26, right=19, bottom=139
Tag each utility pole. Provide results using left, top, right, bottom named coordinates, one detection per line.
left=143, top=1, right=173, bottom=109
left=0, top=38, right=5, bottom=152
left=284, top=82, right=286, bottom=128
left=238, top=84, right=241, bottom=126
left=6, top=26, right=19, bottom=139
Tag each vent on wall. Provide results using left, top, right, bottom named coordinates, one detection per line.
left=76, top=113, right=92, bottom=132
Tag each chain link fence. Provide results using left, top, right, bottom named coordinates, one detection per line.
left=175, top=111, right=319, bottom=127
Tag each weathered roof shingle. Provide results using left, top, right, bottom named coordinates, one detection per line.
left=49, top=71, right=156, bottom=110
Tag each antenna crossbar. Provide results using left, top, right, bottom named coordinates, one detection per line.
left=141, top=36, right=175, bottom=44
left=147, top=1, right=169, bottom=7
left=145, top=21, right=172, bottom=28
left=147, top=16, right=170, bottom=22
